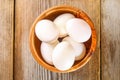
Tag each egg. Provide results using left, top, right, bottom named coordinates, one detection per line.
left=54, top=13, right=75, bottom=37
left=41, top=40, right=59, bottom=65
left=63, top=37, right=86, bottom=61
left=52, top=41, right=75, bottom=71
left=35, top=19, right=59, bottom=43
left=66, top=18, right=92, bottom=43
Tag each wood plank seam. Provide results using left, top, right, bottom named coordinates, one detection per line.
left=13, top=0, right=15, bottom=80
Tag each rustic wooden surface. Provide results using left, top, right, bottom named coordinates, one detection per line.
left=101, top=0, right=120, bottom=80
left=0, top=0, right=119, bottom=80
left=0, top=0, right=14, bottom=80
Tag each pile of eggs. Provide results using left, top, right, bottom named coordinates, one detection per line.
left=35, top=13, right=91, bottom=71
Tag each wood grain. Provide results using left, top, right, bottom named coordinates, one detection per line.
left=101, top=0, right=120, bottom=80
left=14, top=0, right=100, bottom=80
left=0, top=0, right=14, bottom=80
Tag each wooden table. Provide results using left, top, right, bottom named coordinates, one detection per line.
left=0, top=0, right=120, bottom=80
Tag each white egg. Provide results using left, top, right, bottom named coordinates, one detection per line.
left=41, top=40, right=59, bottom=65
left=63, top=37, right=86, bottom=61
left=35, top=19, right=59, bottom=43
left=52, top=41, right=75, bottom=71
left=66, top=18, right=92, bottom=43
left=54, top=13, right=75, bottom=37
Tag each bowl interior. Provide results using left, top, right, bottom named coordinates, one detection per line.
left=30, top=6, right=96, bottom=73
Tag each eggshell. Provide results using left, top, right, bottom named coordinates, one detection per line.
left=41, top=40, right=59, bottom=65
left=66, top=18, right=92, bottom=42
left=54, top=13, right=75, bottom=37
left=35, top=19, right=59, bottom=43
left=52, top=41, right=75, bottom=71
left=63, top=37, right=86, bottom=61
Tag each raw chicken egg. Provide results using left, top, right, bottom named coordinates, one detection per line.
left=66, top=18, right=92, bottom=43
left=35, top=19, right=59, bottom=43
left=63, top=37, right=86, bottom=61
left=41, top=40, right=59, bottom=65
left=54, top=13, right=75, bottom=37
left=52, top=41, right=75, bottom=71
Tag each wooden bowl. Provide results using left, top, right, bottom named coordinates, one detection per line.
left=29, top=5, right=97, bottom=73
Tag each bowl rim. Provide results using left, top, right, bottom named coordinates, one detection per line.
left=29, top=5, right=97, bottom=73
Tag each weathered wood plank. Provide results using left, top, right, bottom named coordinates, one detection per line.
left=101, top=0, right=120, bottom=80
left=14, top=0, right=52, bottom=80
left=14, top=0, right=100, bottom=80
left=0, top=0, right=14, bottom=80
left=51, top=1, right=100, bottom=80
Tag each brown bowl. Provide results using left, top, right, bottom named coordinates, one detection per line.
left=29, top=5, right=97, bottom=73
